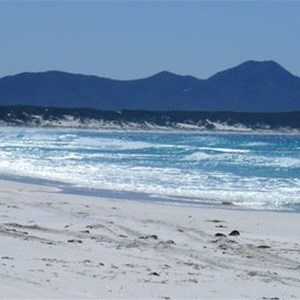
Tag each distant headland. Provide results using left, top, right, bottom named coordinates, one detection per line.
left=1, top=60, right=300, bottom=112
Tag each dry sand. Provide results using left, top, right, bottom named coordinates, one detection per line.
left=0, top=179, right=299, bottom=299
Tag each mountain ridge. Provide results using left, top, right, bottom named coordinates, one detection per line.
left=1, top=60, right=300, bottom=112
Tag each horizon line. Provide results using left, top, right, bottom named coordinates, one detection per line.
left=0, top=59, right=295, bottom=82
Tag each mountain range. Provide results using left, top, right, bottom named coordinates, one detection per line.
left=1, top=60, right=300, bottom=112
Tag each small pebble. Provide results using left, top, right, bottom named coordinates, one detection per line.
left=215, top=233, right=226, bottom=237
left=67, top=239, right=83, bottom=243
left=229, top=230, right=240, bottom=236
left=257, top=245, right=271, bottom=249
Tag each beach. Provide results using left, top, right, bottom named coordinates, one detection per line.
left=0, top=179, right=299, bottom=299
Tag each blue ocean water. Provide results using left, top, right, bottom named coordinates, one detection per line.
left=0, top=127, right=300, bottom=212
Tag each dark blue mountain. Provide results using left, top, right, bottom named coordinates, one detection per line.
left=0, top=60, right=300, bottom=112
left=206, top=60, right=300, bottom=111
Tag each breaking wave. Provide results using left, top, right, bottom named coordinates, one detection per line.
left=0, top=127, right=299, bottom=212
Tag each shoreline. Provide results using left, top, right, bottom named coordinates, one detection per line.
left=1, top=173, right=298, bottom=214
left=0, top=178, right=299, bottom=298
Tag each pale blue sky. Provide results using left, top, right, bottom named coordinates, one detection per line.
left=1, top=1, right=300, bottom=79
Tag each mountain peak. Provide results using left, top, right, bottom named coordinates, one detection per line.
left=151, top=71, right=181, bottom=78
left=208, top=60, right=294, bottom=82
left=238, top=60, right=290, bottom=73
left=242, top=59, right=280, bottom=66
left=149, top=71, right=199, bottom=83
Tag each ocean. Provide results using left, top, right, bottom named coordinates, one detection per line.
left=0, top=127, right=299, bottom=212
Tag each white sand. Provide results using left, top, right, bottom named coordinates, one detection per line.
left=0, top=179, right=299, bottom=299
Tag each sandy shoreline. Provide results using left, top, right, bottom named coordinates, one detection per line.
left=0, top=179, right=299, bottom=299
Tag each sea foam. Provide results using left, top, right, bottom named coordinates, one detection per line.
left=0, top=127, right=299, bottom=212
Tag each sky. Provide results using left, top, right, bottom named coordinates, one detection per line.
left=0, top=1, right=300, bottom=80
